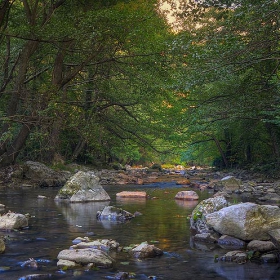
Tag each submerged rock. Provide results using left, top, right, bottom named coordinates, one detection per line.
left=108, top=271, right=130, bottom=279
left=55, top=171, right=111, bottom=202
left=18, top=274, right=52, bottom=280
left=96, top=206, right=134, bottom=222
left=217, top=235, right=246, bottom=249
left=0, top=239, right=5, bottom=253
left=20, top=258, right=38, bottom=268
left=260, top=253, right=279, bottom=263
left=193, top=233, right=218, bottom=244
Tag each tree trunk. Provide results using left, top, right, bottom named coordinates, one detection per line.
left=0, top=40, right=39, bottom=161
left=266, top=123, right=280, bottom=163
left=212, top=135, right=229, bottom=168
left=0, top=123, right=33, bottom=166
left=71, top=139, right=86, bottom=162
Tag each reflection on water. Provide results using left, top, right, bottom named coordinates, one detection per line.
left=0, top=184, right=279, bottom=279
left=175, top=199, right=199, bottom=209
left=55, top=200, right=110, bottom=228
left=116, top=197, right=147, bottom=205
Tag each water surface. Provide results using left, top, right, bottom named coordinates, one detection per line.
left=0, top=183, right=279, bottom=279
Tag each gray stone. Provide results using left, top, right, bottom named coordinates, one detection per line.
left=221, top=176, right=241, bottom=192
left=268, top=229, right=280, bottom=250
left=57, top=248, right=114, bottom=268
left=23, top=161, right=70, bottom=187
left=55, top=171, right=111, bottom=202
left=57, top=259, right=81, bottom=269
left=214, top=176, right=242, bottom=192
left=260, top=253, right=278, bottom=263
left=247, top=240, right=276, bottom=252
left=219, top=250, right=247, bottom=263
left=71, top=239, right=119, bottom=251
left=218, top=235, right=246, bottom=249
left=206, top=202, right=280, bottom=240
left=0, top=212, right=28, bottom=230
left=175, top=190, right=199, bottom=200
left=131, top=242, right=163, bottom=258
left=257, top=193, right=280, bottom=203
left=190, top=196, right=228, bottom=233
left=242, top=186, right=254, bottom=193
left=193, top=233, right=217, bottom=244
left=96, top=206, right=133, bottom=222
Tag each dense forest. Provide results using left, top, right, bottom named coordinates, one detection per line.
left=0, top=0, right=279, bottom=170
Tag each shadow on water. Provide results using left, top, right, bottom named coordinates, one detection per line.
left=0, top=183, right=279, bottom=279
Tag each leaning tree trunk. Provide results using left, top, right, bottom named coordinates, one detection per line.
left=0, top=40, right=39, bottom=166
left=0, top=123, right=34, bottom=166
left=203, top=132, right=229, bottom=168
left=266, top=123, right=280, bottom=163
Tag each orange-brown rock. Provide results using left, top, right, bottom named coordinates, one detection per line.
left=116, top=191, right=147, bottom=198
left=174, top=190, right=199, bottom=201
left=176, top=179, right=191, bottom=185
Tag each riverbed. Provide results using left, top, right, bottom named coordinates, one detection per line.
left=0, top=182, right=279, bottom=280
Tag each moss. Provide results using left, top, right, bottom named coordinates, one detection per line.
left=58, top=182, right=80, bottom=196
left=192, top=207, right=203, bottom=221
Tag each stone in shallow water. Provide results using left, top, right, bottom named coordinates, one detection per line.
left=0, top=239, right=5, bottom=253
left=55, top=171, right=111, bottom=202
left=175, top=190, right=199, bottom=201
left=247, top=240, right=276, bottom=252
left=193, top=233, right=217, bottom=244
left=260, top=253, right=278, bottom=263
left=219, top=250, right=247, bottom=263
left=268, top=229, right=280, bottom=250
left=190, top=196, right=228, bottom=233
left=57, top=259, right=81, bottom=269
left=0, top=212, right=28, bottom=230
left=206, top=202, right=280, bottom=240
left=96, top=206, right=134, bottom=222
left=71, top=239, right=119, bottom=251
left=131, top=242, right=163, bottom=258
left=57, top=248, right=114, bottom=268
left=18, top=274, right=52, bottom=280
left=218, top=235, right=246, bottom=249
left=116, top=191, right=147, bottom=198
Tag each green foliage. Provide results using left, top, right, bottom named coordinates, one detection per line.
left=165, top=0, right=280, bottom=167
left=1, top=0, right=279, bottom=168
left=0, top=0, right=178, bottom=166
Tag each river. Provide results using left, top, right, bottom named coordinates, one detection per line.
left=0, top=182, right=279, bottom=279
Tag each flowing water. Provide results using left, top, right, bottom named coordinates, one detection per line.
left=0, top=182, right=279, bottom=280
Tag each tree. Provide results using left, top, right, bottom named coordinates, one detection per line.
left=0, top=0, right=175, bottom=166
left=165, top=0, right=280, bottom=167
